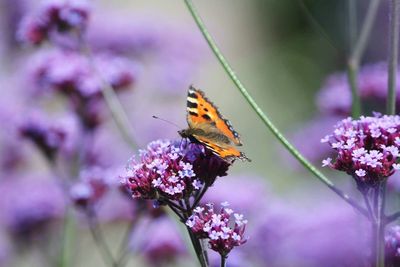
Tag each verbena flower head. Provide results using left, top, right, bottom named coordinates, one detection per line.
left=317, top=63, right=400, bottom=115
left=385, top=225, right=400, bottom=266
left=186, top=202, right=247, bottom=257
left=321, top=114, right=400, bottom=188
left=18, top=110, right=78, bottom=160
left=17, top=0, right=90, bottom=45
left=0, top=176, right=65, bottom=242
left=70, top=167, right=114, bottom=209
left=120, top=139, right=229, bottom=201
left=136, top=217, right=187, bottom=266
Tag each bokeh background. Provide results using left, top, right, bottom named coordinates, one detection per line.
left=0, top=0, right=397, bottom=266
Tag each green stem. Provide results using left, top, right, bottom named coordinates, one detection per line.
left=58, top=208, right=75, bottom=267
left=347, top=0, right=380, bottom=117
left=86, top=210, right=118, bottom=267
left=183, top=0, right=369, bottom=219
left=348, top=0, right=357, bottom=52
left=387, top=0, right=400, bottom=115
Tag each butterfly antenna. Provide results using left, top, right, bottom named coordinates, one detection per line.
left=152, top=115, right=181, bottom=129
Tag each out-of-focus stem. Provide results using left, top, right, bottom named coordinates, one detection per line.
left=183, top=0, right=369, bottom=219
left=347, top=0, right=380, bottom=118
left=77, top=33, right=138, bottom=151
left=387, top=0, right=400, bottom=115
left=220, top=255, right=227, bottom=267
left=58, top=208, right=75, bottom=267
left=86, top=210, right=118, bottom=267
left=372, top=183, right=386, bottom=267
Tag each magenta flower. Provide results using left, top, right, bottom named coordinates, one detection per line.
left=186, top=202, right=247, bottom=257
left=321, top=115, right=400, bottom=188
left=121, top=139, right=229, bottom=201
left=17, top=0, right=90, bottom=45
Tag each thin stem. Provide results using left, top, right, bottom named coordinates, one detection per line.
left=220, top=255, right=227, bottom=267
left=86, top=210, right=118, bottom=267
left=58, top=208, right=75, bottom=267
left=372, top=183, right=386, bottom=267
left=191, top=185, right=209, bottom=210
left=183, top=0, right=369, bottom=219
left=348, top=0, right=358, bottom=52
left=77, top=32, right=138, bottom=151
left=115, top=215, right=142, bottom=267
left=347, top=0, right=380, bottom=117
left=297, top=0, right=341, bottom=53
left=387, top=0, right=400, bottom=115
left=362, top=189, right=375, bottom=221
left=386, top=210, right=400, bottom=223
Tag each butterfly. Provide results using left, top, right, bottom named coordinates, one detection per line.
left=178, top=85, right=251, bottom=163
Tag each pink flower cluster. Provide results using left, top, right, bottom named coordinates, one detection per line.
left=120, top=140, right=205, bottom=201
left=18, top=0, right=90, bottom=45
left=186, top=202, right=247, bottom=257
left=321, top=115, right=400, bottom=187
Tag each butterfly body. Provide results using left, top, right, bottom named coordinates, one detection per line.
left=179, top=86, right=250, bottom=163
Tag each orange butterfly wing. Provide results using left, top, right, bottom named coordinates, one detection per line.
left=183, top=86, right=250, bottom=162
left=186, top=86, right=242, bottom=146
left=192, top=134, right=250, bottom=163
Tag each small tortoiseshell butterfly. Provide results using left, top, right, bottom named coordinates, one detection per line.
left=179, top=85, right=251, bottom=163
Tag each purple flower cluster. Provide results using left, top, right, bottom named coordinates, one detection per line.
left=321, top=115, right=400, bottom=187
left=28, top=49, right=136, bottom=98
left=17, top=0, right=90, bottom=45
left=18, top=110, right=78, bottom=160
left=316, top=63, right=400, bottom=115
left=121, top=140, right=229, bottom=201
left=186, top=202, right=247, bottom=257
left=27, top=49, right=137, bottom=129
left=70, top=167, right=115, bottom=209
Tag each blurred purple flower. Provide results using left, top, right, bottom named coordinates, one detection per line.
left=86, top=13, right=205, bottom=94
left=0, top=176, right=65, bottom=242
left=70, top=166, right=115, bottom=209
left=251, top=199, right=369, bottom=267
left=17, top=0, right=90, bottom=45
left=385, top=225, right=400, bottom=266
left=316, top=63, right=400, bottom=115
left=26, top=48, right=138, bottom=129
left=27, top=49, right=137, bottom=97
left=133, top=216, right=187, bottom=266
left=18, top=109, right=79, bottom=161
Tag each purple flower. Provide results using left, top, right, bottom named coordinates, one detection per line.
left=316, top=63, right=400, bottom=115
left=0, top=176, right=65, bottom=242
left=26, top=49, right=138, bottom=128
left=121, top=139, right=229, bottom=201
left=385, top=225, right=400, bottom=266
left=251, top=198, right=369, bottom=267
left=70, top=167, right=115, bottom=209
left=18, top=109, right=79, bottom=160
left=17, top=0, right=90, bottom=45
left=86, top=13, right=205, bottom=94
left=134, top=217, right=187, bottom=266
left=321, top=115, right=400, bottom=188
left=186, top=202, right=247, bottom=257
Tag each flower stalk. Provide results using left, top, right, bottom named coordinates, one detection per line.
left=388, top=0, right=400, bottom=115
left=347, top=0, right=380, bottom=118
left=183, top=0, right=369, bottom=219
